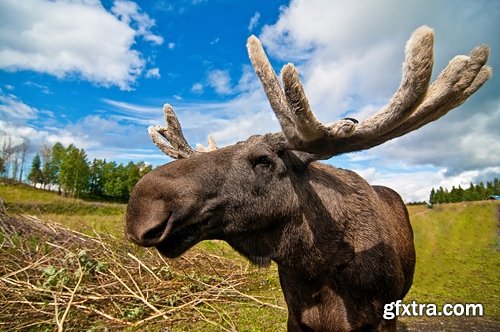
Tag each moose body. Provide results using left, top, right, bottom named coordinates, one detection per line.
left=125, top=26, right=491, bottom=331
left=127, top=138, right=415, bottom=330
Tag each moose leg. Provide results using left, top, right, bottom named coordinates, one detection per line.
left=378, top=318, right=397, bottom=332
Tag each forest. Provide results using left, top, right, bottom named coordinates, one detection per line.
left=429, top=178, right=500, bottom=204
left=1, top=137, right=151, bottom=201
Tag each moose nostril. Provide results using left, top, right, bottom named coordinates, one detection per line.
left=135, top=212, right=174, bottom=247
left=143, top=220, right=169, bottom=242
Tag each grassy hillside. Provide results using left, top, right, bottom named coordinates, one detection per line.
left=0, top=181, right=498, bottom=330
left=405, top=202, right=499, bottom=321
left=0, top=181, right=125, bottom=236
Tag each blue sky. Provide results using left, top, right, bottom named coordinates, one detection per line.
left=0, top=0, right=499, bottom=202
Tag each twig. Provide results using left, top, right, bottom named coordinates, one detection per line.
left=192, top=305, right=234, bottom=332
left=108, top=268, right=167, bottom=319
left=127, top=252, right=161, bottom=282
left=226, top=283, right=285, bottom=311
left=74, top=304, right=133, bottom=326
left=1, top=211, right=286, bottom=330
left=132, top=298, right=203, bottom=326
left=57, top=257, right=83, bottom=332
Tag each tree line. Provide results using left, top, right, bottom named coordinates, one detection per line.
left=429, top=178, right=499, bottom=204
left=27, top=142, right=152, bottom=201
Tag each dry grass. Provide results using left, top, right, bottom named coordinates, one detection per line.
left=1, top=182, right=498, bottom=331
left=0, top=206, right=285, bottom=331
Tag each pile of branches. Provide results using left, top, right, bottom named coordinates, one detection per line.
left=0, top=202, right=284, bottom=331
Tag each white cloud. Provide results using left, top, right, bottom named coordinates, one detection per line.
left=0, top=91, right=38, bottom=121
left=355, top=166, right=500, bottom=203
left=101, top=98, right=163, bottom=126
left=23, top=81, right=52, bottom=94
left=168, top=42, right=176, bottom=50
left=191, top=82, right=204, bottom=94
left=207, top=69, right=232, bottom=95
left=0, top=90, right=98, bottom=151
left=369, top=102, right=500, bottom=171
left=235, top=64, right=262, bottom=93
left=0, top=93, right=157, bottom=164
left=248, top=12, right=261, bottom=31
left=0, top=0, right=163, bottom=90
left=111, top=0, right=163, bottom=45
left=145, top=67, right=161, bottom=79
left=0, top=118, right=98, bottom=152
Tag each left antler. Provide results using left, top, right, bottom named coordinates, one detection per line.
left=148, top=104, right=217, bottom=159
left=247, top=26, right=492, bottom=157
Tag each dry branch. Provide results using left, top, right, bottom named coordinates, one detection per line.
left=0, top=207, right=284, bottom=331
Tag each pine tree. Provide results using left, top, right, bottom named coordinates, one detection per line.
left=429, top=188, right=436, bottom=204
left=28, top=154, right=43, bottom=185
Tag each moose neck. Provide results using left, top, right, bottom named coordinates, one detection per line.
left=225, top=162, right=354, bottom=279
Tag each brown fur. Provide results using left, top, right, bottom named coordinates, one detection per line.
left=125, top=134, right=415, bottom=331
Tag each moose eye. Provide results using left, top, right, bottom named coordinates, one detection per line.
left=252, top=155, right=272, bottom=168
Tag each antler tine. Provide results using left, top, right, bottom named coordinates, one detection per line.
left=148, top=104, right=197, bottom=159
left=247, top=36, right=346, bottom=150
left=196, top=136, right=218, bottom=152
left=394, top=45, right=491, bottom=132
left=344, top=45, right=492, bottom=153
left=247, top=36, right=299, bottom=144
left=298, top=26, right=435, bottom=155
left=353, top=26, right=434, bottom=138
left=281, top=64, right=354, bottom=142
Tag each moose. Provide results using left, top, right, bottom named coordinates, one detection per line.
left=125, top=26, right=491, bottom=331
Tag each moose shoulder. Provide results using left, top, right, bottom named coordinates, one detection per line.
left=125, top=26, right=491, bottom=331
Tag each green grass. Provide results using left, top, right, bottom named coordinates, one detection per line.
left=1, top=180, right=499, bottom=329
left=406, top=202, right=499, bottom=318
left=0, top=181, right=125, bottom=235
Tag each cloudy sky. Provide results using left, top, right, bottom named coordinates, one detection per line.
left=0, top=0, right=498, bottom=202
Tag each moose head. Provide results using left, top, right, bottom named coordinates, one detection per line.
left=125, top=26, right=491, bottom=331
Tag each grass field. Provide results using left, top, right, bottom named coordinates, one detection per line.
left=0, top=180, right=498, bottom=330
left=406, top=203, right=499, bottom=317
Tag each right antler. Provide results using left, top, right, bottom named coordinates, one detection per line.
left=248, top=26, right=492, bottom=157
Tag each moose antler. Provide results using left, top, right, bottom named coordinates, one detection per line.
left=247, top=25, right=492, bottom=157
left=148, top=104, right=217, bottom=159
left=149, top=26, right=491, bottom=160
